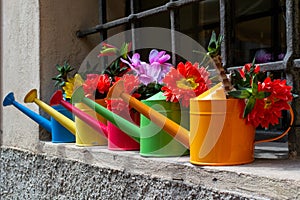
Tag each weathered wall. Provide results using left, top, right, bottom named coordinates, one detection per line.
left=1, top=0, right=40, bottom=150
left=0, top=0, right=3, bottom=145
left=1, top=0, right=101, bottom=145
left=39, top=0, right=100, bottom=140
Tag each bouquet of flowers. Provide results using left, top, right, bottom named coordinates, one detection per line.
left=200, top=31, right=293, bottom=129
left=228, top=61, right=293, bottom=128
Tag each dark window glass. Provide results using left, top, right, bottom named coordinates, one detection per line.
left=234, top=0, right=286, bottom=65
left=137, top=0, right=169, bottom=12
left=178, top=0, right=220, bottom=48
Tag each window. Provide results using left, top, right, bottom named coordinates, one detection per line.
left=77, top=0, right=299, bottom=141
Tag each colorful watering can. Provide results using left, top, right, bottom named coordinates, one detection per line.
left=3, top=91, right=75, bottom=143
left=106, top=105, right=140, bottom=151
left=50, top=90, right=136, bottom=149
left=139, top=92, right=189, bottom=156
left=3, top=92, right=52, bottom=133
left=105, top=80, right=294, bottom=165
left=72, top=87, right=189, bottom=156
left=50, top=90, right=108, bottom=146
left=24, top=89, right=75, bottom=143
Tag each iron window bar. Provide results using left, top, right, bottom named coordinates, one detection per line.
left=76, top=0, right=202, bottom=38
left=130, top=0, right=136, bottom=52
left=294, top=59, right=300, bottom=68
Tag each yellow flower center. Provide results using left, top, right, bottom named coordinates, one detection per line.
left=176, top=77, right=198, bottom=90
left=264, top=99, right=272, bottom=109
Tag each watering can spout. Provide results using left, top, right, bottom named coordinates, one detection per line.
left=72, top=87, right=141, bottom=142
left=3, top=92, right=52, bottom=133
left=107, top=81, right=190, bottom=149
left=50, top=90, right=108, bottom=138
left=24, top=89, right=76, bottom=135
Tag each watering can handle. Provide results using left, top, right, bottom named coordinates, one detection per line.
left=254, top=104, right=294, bottom=145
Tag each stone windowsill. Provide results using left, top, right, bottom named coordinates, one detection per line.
left=5, top=141, right=295, bottom=199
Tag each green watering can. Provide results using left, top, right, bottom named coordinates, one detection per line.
left=72, top=87, right=189, bottom=157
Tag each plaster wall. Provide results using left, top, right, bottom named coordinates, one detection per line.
left=1, top=0, right=100, bottom=148
left=1, top=0, right=40, bottom=150
left=39, top=0, right=99, bottom=113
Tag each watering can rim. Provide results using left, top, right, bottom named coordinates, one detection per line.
left=190, top=98, right=238, bottom=102
left=24, top=89, right=37, bottom=103
left=3, top=92, right=15, bottom=106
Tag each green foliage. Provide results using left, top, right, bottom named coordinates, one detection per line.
left=119, top=42, right=131, bottom=59
left=104, top=59, right=129, bottom=82
left=207, top=31, right=223, bottom=57
left=229, top=74, right=270, bottom=117
left=137, top=82, right=163, bottom=100
left=100, top=42, right=131, bottom=81
left=52, top=61, right=74, bottom=88
left=79, top=61, right=101, bottom=80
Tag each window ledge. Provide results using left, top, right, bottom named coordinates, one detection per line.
left=23, top=141, right=300, bottom=199
left=1, top=142, right=299, bottom=199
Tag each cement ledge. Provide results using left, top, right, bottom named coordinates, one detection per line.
left=1, top=142, right=300, bottom=199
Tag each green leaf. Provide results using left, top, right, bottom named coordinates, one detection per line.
left=228, top=90, right=251, bottom=99
left=256, top=91, right=271, bottom=99
left=251, top=75, right=258, bottom=95
left=243, top=96, right=256, bottom=118
left=52, top=77, right=59, bottom=81
left=54, top=81, right=60, bottom=87
left=59, top=82, right=65, bottom=87
left=101, top=48, right=117, bottom=55
left=119, top=42, right=127, bottom=57
left=207, top=31, right=223, bottom=57
left=251, top=57, right=256, bottom=66
left=208, top=31, right=217, bottom=52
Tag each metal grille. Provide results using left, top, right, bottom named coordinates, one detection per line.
left=77, top=0, right=299, bottom=69
left=77, top=0, right=300, bottom=146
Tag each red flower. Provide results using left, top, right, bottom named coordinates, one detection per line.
left=115, top=74, right=141, bottom=94
left=246, top=78, right=292, bottom=128
left=162, top=62, right=211, bottom=107
left=238, top=63, right=260, bottom=79
left=107, top=74, right=141, bottom=113
left=82, top=74, right=112, bottom=98
left=82, top=74, right=99, bottom=98
left=97, top=74, right=111, bottom=94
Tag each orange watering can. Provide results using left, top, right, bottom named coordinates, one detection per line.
left=105, top=80, right=294, bottom=165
